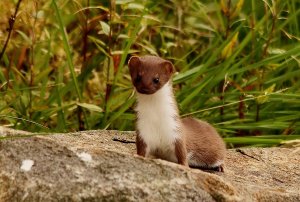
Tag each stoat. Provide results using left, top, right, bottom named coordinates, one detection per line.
left=128, top=55, right=226, bottom=171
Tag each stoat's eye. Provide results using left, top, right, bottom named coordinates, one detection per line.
left=136, top=75, right=142, bottom=83
left=153, top=77, right=159, bottom=84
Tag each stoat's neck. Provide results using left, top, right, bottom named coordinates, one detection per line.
left=136, top=82, right=179, bottom=117
left=135, top=82, right=181, bottom=146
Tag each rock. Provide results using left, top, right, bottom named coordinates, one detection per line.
left=0, top=126, right=30, bottom=136
left=0, top=129, right=299, bottom=201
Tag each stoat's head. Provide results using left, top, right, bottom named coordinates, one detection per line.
left=128, top=55, right=174, bottom=95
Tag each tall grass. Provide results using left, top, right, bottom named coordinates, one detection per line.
left=0, top=0, right=299, bottom=147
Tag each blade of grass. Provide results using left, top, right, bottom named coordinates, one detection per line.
left=51, top=1, right=82, bottom=101
left=0, top=115, right=49, bottom=130
left=181, top=88, right=289, bottom=117
left=224, top=137, right=282, bottom=145
left=52, top=0, right=89, bottom=129
left=104, top=97, right=135, bottom=129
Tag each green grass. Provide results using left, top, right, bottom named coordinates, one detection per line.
left=0, top=0, right=299, bottom=147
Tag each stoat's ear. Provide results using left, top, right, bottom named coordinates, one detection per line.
left=162, top=61, right=174, bottom=76
left=128, top=56, right=140, bottom=83
left=128, top=56, right=140, bottom=70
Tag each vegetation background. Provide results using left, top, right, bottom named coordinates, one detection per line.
left=0, top=0, right=299, bottom=147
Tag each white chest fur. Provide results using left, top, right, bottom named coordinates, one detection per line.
left=135, top=82, right=180, bottom=160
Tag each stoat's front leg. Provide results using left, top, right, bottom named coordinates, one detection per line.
left=136, top=131, right=147, bottom=157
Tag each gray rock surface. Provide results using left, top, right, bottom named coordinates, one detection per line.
left=0, top=128, right=299, bottom=201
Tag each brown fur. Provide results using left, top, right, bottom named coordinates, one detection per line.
left=128, top=55, right=226, bottom=171
left=128, top=56, right=174, bottom=94
left=182, top=117, right=226, bottom=169
left=136, top=131, right=146, bottom=156
left=174, top=138, right=188, bottom=166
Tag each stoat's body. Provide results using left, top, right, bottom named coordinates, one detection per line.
left=128, top=55, right=226, bottom=171
left=136, top=82, right=184, bottom=164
